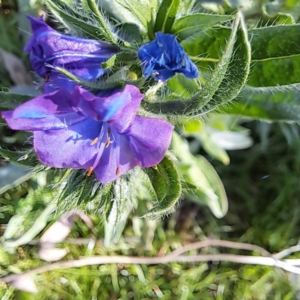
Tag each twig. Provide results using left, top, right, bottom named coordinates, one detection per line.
left=2, top=239, right=300, bottom=284
left=166, top=239, right=271, bottom=258
left=273, top=244, right=300, bottom=260
left=2, top=254, right=300, bottom=284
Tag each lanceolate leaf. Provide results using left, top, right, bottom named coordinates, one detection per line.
left=223, top=85, right=300, bottom=122
left=143, top=155, right=182, bottom=219
left=104, top=177, right=134, bottom=246
left=250, top=25, right=300, bottom=60
left=172, top=132, right=228, bottom=218
left=172, top=13, right=234, bottom=40
left=55, top=170, right=104, bottom=210
left=142, top=12, right=249, bottom=116
left=182, top=23, right=300, bottom=87
left=201, top=14, right=251, bottom=113
left=182, top=24, right=300, bottom=59
left=194, top=156, right=228, bottom=218
left=248, top=56, right=300, bottom=87
left=116, top=0, right=152, bottom=31
left=154, top=0, right=180, bottom=33
left=46, top=0, right=106, bottom=40
left=248, top=24, right=300, bottom=86
left=0, top=91, right=31, bottom=111
left=0, top=148, right=38, bottom=167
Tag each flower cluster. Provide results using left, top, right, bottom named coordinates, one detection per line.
left=2, top=16, right=199, bottom=184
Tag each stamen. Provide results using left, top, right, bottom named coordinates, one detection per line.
left=105, top=137, right=111, bottom=148
left=152, top=72, right=159, bottom=76
left=45, top=74, right=50, bottom=82
left=90, top=137, right=99, bottom=145
left=116, top=167, right=120, bottom=176
left=108, top=127, right=111, bottom=134
left=87, top=166, right=93, bottom=176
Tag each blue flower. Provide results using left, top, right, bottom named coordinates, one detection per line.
left=2, top=85, right=174, bottom=184
left=25, top=16, right=118, bottom=92
left=138, top=32, right=199, bottom=81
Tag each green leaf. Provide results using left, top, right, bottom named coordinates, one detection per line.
left=172, top=13, right=234, bottom=40
left=55, top=170, right=104, bottom=211
left=262, top=1, right=298, bottom=25
left=101, top=54, right=117, bottom=69
left=46, top=0, right=106, bottom=40
left=104, top=177, right=134, bottom=246
left=183, top=24, right=300, bottom=60
left=116, top=0, right=152, bottom=31
left=143, top=12, right=250, bottom=116
left=223, top=85, right=300, bottom=122
left=154, top=0, right=180, bottom=33
left=180, top=26, right=229, bottom=58
left=201, top=13, right=251, bottom=112
left=248, top=24, right=300, bottom=86
left=116, top=23, right=143, bottom=43
left=0, top=163, right=33, bottom=195
left=0, top=91, right=31, bottom=111
left=182, top=23, right=300, bottom=87
left=192, top=156, right=228, bottom=218
left=250, top=25, right=300, bottom=60
left=143, top=155, right=182, bottom=219
left=171, top=132, right=228, bottom=218
left=167, top=73, right=200, bottom=98
left=0, top=148, right=39, bottom=167
left=197, top=130, right=230, bottom=165
left=248, top=56, right=300, bottom=87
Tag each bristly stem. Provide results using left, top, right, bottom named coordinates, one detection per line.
left=86, top=0, right=118, bottom=44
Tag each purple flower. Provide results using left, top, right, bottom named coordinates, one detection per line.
left=25, top=16, right=118, bottom=92
left=2, top=85, right=174, bottom=184
left=138, top=32, right=199, bottom=82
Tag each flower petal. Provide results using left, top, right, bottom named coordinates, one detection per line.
left=1, top=90, right=82, bottom=131
left=107, top=85, right=144, bottom=133
left=25, top=16, right=118, bottom=81
left=43, top=71, right=77, bottom=93
left=34, top=118, right=101, bottom=168
left=138, top=32, right=199, bottom=81
left=71, top=85, right=144, bottom=132
left=127, top=116, right=174, bottom=167
left=94, top=129, right=139, bottom=184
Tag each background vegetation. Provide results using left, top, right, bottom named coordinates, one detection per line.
left=1, top=0, right=300, bottom=299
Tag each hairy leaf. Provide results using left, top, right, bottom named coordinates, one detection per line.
left=104, top=177, right=134, bottom=246
left=0, top=91, right=31, bottom=111
left=154, top=0, right=180, bottom=33
left=46, top=0, right=106, bottom=40
left=172, top=13, right=234, bottom=40
left=116, top=0, right=152, bottom=31
left=55, top=169, right=104, bottom=211
left=201, top=14, right=250, bottom=113
left=0, top=148, right=39, bottom=167
left=223, top=85, right=300, bottom=122
left=248, top=24, right=300, bottom=86
left=143, top=155, right=182, bottom=219
left=182, top=23, right=300, bottom=87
